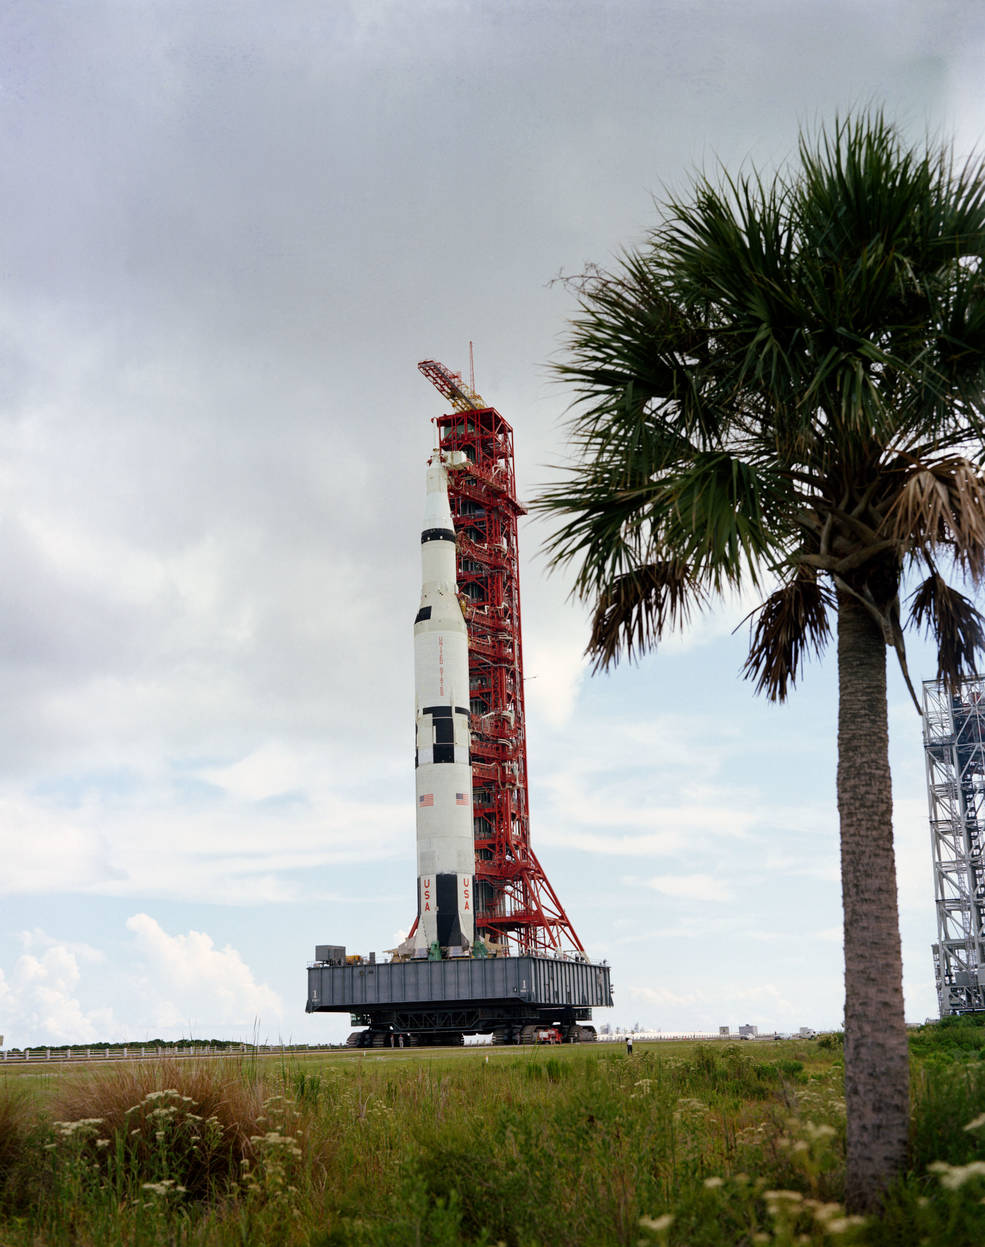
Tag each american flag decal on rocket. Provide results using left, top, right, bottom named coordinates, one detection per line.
left=419, top=794, right=434, bottom=807
left=456, top=793, right=467, bottom=805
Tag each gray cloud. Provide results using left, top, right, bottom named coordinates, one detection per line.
left=0, top=0, right=980, bottom=1039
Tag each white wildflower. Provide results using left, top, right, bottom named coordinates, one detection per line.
left=639, top=1213, right=674, bottom=1231
left=930, top=1159, right=985, bottom=1190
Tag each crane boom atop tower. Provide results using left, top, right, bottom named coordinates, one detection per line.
left=418, top=359, right=487, bottom=412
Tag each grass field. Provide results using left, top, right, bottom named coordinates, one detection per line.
left=3, top=1024, right=985, bottom=1245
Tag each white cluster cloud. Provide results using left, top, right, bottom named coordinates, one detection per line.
left=125, top=914, right=283, bottom=1035
left=0, top=919, right=281, bottom=1047
left=0, top=934, right=115, bottom=1045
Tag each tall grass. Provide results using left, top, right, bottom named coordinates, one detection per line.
left=0, top=1078, right=36, bottom=1214
left=0, top=1035, right=984, bottom=1245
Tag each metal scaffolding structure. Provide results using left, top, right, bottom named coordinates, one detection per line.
left=923, top=676, right=985, bottom=1015
left=417, top=360, right=585, bottom=956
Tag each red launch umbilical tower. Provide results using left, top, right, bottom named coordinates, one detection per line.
left=417, top=359, right=584, bottom=956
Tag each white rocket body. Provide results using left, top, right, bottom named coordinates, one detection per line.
left=414, top=452, right=475, bottom=950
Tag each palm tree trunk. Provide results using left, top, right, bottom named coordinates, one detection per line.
left=836, top=587, right=910, bottom=1211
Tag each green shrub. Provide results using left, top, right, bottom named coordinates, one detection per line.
left=46, top=1060, right=272, bottom=1202
left=909, top=1015, right=985, bottom=1062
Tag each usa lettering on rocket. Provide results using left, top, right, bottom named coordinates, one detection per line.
left=413, top=449, right=475, bottom=951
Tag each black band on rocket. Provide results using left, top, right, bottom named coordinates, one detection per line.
left=421, top=528, right=456, bottom=544
left=435, top=874, right=466, bottom=948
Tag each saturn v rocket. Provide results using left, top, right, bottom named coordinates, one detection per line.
left=413, top=450, right=475, bottom=951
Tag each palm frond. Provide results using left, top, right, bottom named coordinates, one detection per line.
left=741, top=572, right=833, bottom=701
left=586, top=560, right=705, bottom=670
left=654, top=452, right=786, bottom=590
left=909, top=572, right=985, bottom=687
left=889, top=458, right=985, bottom=579
left=537, top=110, right=985, bottom=711
left=889, top=466, right=954, bottom=545
left=949, top=460, right=985, bottom=579
left=793, top=113, right=985, bottom=452
left=552, top=250, right=719, bottom=450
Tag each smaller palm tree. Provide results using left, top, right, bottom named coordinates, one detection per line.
left=536, top=113, right=985, bottom=1208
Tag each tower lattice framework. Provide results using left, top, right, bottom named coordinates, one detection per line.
left=418, top=360, right=584, bottom=956
left=923, top=675, right=985, bottom=1015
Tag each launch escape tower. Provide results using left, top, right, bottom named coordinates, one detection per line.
left=417, top=359, right=584, bottom=957
left=923, top=676, right=985, bottom=1015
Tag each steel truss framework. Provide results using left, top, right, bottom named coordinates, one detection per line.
left=418, top=361, right=584, bottom=956
left=924, top=676, right=985, bottom=1015
left=348, top=1003, right=593, bottom=1035
left=438, top=406, right=584, bottom=955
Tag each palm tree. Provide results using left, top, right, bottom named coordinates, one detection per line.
left=536, top=114, right=985, bottom=1210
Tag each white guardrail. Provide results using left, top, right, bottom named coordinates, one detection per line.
left=0, top=1034, right=785, bottom=1063
left=0, top=1044, right=339, bottom=1064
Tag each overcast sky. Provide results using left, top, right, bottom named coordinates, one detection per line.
left=2, top=0, right=984, bottom=1046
